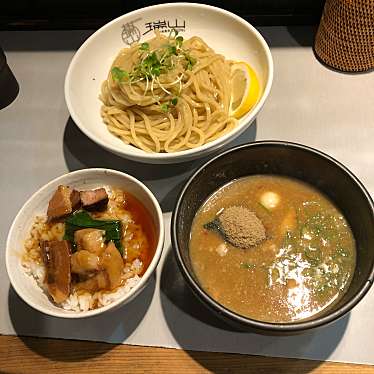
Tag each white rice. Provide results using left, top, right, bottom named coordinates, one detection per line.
left=23, top=257, right=143, bottom=312
left=23, top=259, right=47, bottom=291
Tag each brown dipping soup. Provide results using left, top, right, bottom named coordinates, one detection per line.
left=189, top=175, right=356, bottom=323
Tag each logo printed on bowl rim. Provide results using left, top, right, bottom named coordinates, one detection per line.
left=121, top=17, right=187, bottom=45
left=121, top=18, right=142, bottom=45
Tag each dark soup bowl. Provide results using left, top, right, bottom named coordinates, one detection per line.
left=171, top=141, right=374, bottom=334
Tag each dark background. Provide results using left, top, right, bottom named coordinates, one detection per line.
left=0, top=0, right=325, bottom=30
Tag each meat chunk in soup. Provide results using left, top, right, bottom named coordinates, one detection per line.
left=101, top=241, right=125, bottom=290
left=74, top=242, right=124, bottom=292
left=75, top=271, right=110, bottom=292
left=47, top=185, right=80, bottom=221
left=41, top=240, right=71, bottom=303
left=74, top=228, right=105, bottom=255
left=71, top=250, right=100, bottom=274
left=80, top=188, right=108, bottom=211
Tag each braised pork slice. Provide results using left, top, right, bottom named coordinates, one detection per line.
left=40, top=240, right=71, bottom=303
left=101, top=242, right=124, bottom=290
left=71, top=250, right=100, bottom=274
left=74, top=271, right=110, bottom=292
left=74, top=272, right=110, bottom=292
left=70, top=189, right=81, bottom=211
left=80, top=188, right=108, bottom=211
left=73, top=242, right=124, bottom=292
left=47, top=185, right=81, bottom=221
left=74, top=228, right=105, bottom=255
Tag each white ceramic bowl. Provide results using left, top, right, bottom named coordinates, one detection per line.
left=65, top=2, right=273, bottom=164
left=6, top=169, right=164, bottom=318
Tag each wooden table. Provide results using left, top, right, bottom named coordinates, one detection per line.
left=0, top=335, right=373, bottom=373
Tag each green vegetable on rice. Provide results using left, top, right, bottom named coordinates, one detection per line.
left=63, top=210, right=123, bottom=255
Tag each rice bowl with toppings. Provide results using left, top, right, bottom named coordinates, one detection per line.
left=22, top=187, right=152, bottom=312
left=6, top=169, right=164, bottom=318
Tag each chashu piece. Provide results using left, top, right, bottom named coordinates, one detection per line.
left=74, top=242, right=124, bottom=292
left=101, top=241, right=124, bottom=290
left=74, top=271, right=109, bottom=292
left=47, top=185, right=81, bottom=221
left=80, top=188, right=108, bottom=211
left=71, top=250, right=100, bottom=275
left=40, top=240, right=71, bottom=303
left=74, top=228, right=105, bottom=255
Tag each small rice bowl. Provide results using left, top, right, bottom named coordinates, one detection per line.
left=21, top=188, right=148, bottom=312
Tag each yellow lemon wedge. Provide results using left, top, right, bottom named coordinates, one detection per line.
left=230, top=61, right=261, bottom=119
